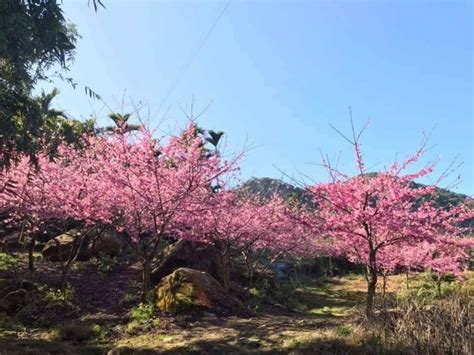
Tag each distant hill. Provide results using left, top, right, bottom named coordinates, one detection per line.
left=411, top=182, right=474, bottom=210
left=237, top=177, right=312, bottom=204
left=239, top=177, right=473, bottom=218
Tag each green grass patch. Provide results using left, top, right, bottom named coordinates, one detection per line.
left=0, top=253, right=17, bottom=272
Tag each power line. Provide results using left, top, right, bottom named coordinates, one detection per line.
left=154, top=0, right=232, bottom=120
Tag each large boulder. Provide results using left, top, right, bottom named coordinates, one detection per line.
left=90, top=230, right=125, bottom=257
left=42, top=230, right=91, bottom=262
left=151, top=240, right=225, bottom=285
left=155, top=268, right=247, bottom=316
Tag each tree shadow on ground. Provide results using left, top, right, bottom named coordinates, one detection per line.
left=0, top=335, right=419, bottom=355
left=160, top=336, right=411, bottom=354
left=0, top=338, right=105, bottom=355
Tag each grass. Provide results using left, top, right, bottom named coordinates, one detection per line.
left=99, top=274, right=375, bottom=352
left=129, top=303, right=154, bottom=323
left=0, top=253, right=17, bottom=272
left=1, top=270, right=472, bottom=353
left=290, top=275, right=366, bottom=317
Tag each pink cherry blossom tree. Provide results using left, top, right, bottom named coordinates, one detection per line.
left=0, top=142, right=111, bottom=285
left=73, top=122, right=239, bottom=294
left=1, top=122, right=239, bottom=294
left=307, top=121, right=473, bottom=317
left=187, top=190, right=313, bottom=288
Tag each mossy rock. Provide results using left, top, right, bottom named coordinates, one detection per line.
left=155, top=268, right=247, bottom=316
left=42, top=230, right=91, bottom=262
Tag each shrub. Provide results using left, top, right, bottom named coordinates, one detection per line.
left=124, top=302, right=160, bottom=335
left=129, top=302, right=154, bottom=323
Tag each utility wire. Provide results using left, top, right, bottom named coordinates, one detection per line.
left=154, top=0, right=232, bottom=119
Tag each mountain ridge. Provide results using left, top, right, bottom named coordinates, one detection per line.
left=239, top=177, right=473, bottom=210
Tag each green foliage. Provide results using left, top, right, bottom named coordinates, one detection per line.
left=0, top=0, right=79, bottom=168
left=205, top=130, right=224, bottom=147
left=125, top=302, right=159, bottom=335
left=42, top=284, right=75, bottom=303
left=0, top=1, right=77, bottom=84
left=89, top=0, right=106, bottom=12
left=129, top=302, right=154, bottom=323
left=0, top=253, right=17, bottom=272
left=397, top=272, right=458, bottom=303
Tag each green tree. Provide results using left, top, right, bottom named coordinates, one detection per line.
left=0, top=0, right=79, bottom=168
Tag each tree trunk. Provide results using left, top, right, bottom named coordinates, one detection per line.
left=55, top=238, right=67, bottom=292
left=405, top=268, right=410, bottom=289
left=366, top=275, right=377, bottom=317
left=142, top=258, right=151, bottom=299
left=366, top=250, right=378, bottom=318
left=320, top=257, right=326, bottom=277
left=220, top=248, right=231, bottom=293
left=28, top=234, right=36, bottom=272
left=58, top=230, right=88, bottom=292
left=60, top=267, right=67, bottom=291
left=327, top=256, right=333, bottom=276
left=242, top=252, right=253, bottom=285
left=436, top=278, right=442, bottom=298
left=382, top=273, right=387, bottom=299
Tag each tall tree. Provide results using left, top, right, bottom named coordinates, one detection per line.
left=0, top=0, right=87, bottom=168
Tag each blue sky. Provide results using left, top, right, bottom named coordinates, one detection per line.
left=45, top=0, right=473, bottom=195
